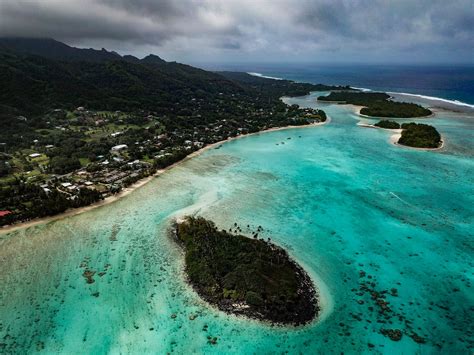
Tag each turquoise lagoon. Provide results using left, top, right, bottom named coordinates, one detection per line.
left=1, top=93, right=473, bottom=354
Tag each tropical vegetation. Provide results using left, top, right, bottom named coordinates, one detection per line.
left=398, top=123, right=442, bottom=148
left=174, top=216, right=318, bottom=325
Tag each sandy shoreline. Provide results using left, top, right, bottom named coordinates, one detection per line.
left=1, top=119, right=329, bottom=234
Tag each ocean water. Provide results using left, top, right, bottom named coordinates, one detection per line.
left=1, top=92, right=473, bottom=353
left=206, top=64, right=474, bottom=107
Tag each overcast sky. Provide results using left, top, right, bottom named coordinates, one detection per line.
left=0, top=0, right=473, bottom=64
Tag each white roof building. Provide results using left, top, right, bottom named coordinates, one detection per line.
left=29, top=153, right=41, bottom=158
left=111, top=144, right=128, bottom=151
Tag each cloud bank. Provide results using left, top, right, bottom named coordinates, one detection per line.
left=0, top=0, right=472, bottom=63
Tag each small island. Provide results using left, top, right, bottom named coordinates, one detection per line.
left=374, top=120, right=401, bottom=129
left=173, top=216, right=318, bottom=325
left=318, top=91, right=432, bottom=118
left=398, top=123, right=442, bottom=148
left=366, top=120, right=442, bottom=149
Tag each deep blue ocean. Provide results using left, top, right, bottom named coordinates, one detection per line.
left=202, top=64, right=474, bottom=106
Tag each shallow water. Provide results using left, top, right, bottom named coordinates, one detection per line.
left=1, top=93, right=473, bottom=354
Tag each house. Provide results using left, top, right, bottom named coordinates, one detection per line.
left=111, top=131, right=123, bottom=138
left=102, top=171, right=129, bottom=184
left=29, top=153, right=41, bottom=158
left=111, top=144, right=128, bottom=152
left=61, top=182, right=72, bottom=188
left=0, top=210, right=12, bottom=217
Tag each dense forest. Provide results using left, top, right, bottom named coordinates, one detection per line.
left=398, top=123, right=442, bottom=148
left=174, top=216, right=318, bottom=325
left=318, top=91, right=432, bottom=118
left=0, top=38, right=343, bottom=119
left=374, top=120, right=401, bottom=129
left=371, top=120, right=441, bottom=148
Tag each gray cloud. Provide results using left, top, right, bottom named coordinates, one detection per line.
left=0, top=0, right=472, bottom=63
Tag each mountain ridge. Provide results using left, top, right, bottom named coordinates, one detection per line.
left=0, top=37, right=344, bottom=117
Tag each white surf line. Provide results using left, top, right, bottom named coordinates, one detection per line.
left=247, top=72, right=284, bottom=80
left=351, top=86, right=372, bottom=92
left=350, top=86, right=474, bottom=110
left=388, top=92, right=474, bottom=109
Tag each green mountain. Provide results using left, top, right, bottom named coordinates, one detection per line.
left=0, top=37, right=125, bottom=62
left=0, top=47, right=240, bottom=116
left=0, top=38, right=346, bottom=118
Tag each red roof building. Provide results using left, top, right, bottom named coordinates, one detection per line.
left=0, top=210, right=12, bottom=217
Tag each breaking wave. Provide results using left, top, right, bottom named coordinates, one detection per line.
left=247, top=72, right=284, bottom=80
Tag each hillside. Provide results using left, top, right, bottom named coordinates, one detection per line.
left=0, top=37, right=125, bottom=62
left=0, top=38, right=348, bottom=119
left=0, top=50, right=242, bottom=117
left=0, top=38, right=336, bottom=226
